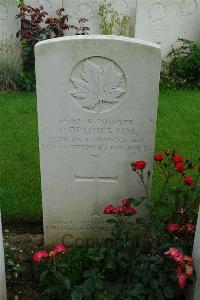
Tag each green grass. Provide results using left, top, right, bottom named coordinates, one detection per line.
left=0, top=90, right=200, bottom=222
left=0, top=92, right=42, bottom=222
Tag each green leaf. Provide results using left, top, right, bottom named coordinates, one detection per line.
left=150, top=279, right=159, bottom=290
left=136, top=217, right=145, bottom=224
left=163, top=286, right=175, bottom=299
left=129, top=198, right=142, bottom=207
left=112, top=224, right=122, bottom=237
left=132, top=283, right=144, bottom=296
left=106, top=219, right=117, bottom=224
left=71, top=288, right=83, bottom=300
left=63, top=277, right=71, bottom=290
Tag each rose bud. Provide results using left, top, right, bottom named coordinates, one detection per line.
left=184, top=255, right=193, bottom=265
left=49, top=250, right=57, bottom=257
left=186, top=223, right=196, bottom=233
left=165, top=150, right=171, bottom=156
left=176, top=162, right=185, bottom=173
left=188, top=162, right=195, bottom=169
left=183, top=175, right=194, bottom=186
left=154, top=153, right=164, bottom=161
left=132, top=160, right=146, bottom=170
left=172, top=154, right=183, bottom=164
left=185, top=265, right=193, bottom=277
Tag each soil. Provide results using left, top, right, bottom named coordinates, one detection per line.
left=3, top=223, right=48, bottom=300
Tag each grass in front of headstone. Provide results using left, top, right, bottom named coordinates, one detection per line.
left=0, top=89, right=200, bottom=222
left=152, top=89, right=200, bottom=210
left=0, top=92, right=42, bottom=222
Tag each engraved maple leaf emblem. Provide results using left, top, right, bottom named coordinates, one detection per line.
left=71, top=59, right=126, bottom=112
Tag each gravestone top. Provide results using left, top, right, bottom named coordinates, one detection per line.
left=36, top=34, right=160, bottom=48
left=35, top=35, right=161, bottom=246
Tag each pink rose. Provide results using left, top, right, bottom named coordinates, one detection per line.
left=32, top=250, right=49, bottom=263
left=164, top=247, right=184, bottom=264
left=53, top=245, right=68, bottom=255
left=176, top=268, right=187, bottom=289
left=167, top=223, right=181, bottom=232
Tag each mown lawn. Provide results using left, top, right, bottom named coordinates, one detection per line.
left=0, top=90, right=200, bottom=222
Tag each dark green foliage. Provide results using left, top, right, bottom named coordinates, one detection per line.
left=4, top=242, right=24, bottom=283
left=160, top=39, right=200, bottom=89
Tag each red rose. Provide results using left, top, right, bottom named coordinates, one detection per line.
left=167, top=223, right=181, bottom=232
left=176, top=162, right=185, bottom=173
left=172, top=154, right=183, bottom=164
left=113, top=206, right=124, bottom=214
left=32, top=250, right=49, bottom=263
left=154, top=153, right=164, bottom=161
left=132, top=160, right=146, bottom=170
left=183, top=175, right=194, bottom=186
left=124, top=206, right=137, bottom=216
left=53, top=245, right=68, bottom=255
left=103, top=204, right=114, bottom=214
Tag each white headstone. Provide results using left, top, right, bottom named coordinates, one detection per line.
left=63, top=0, right=136, bottom=36
left=135, top=0, right=200, bottom=58
left=189, top=209, right=200, bottom=300
left=0, top=213, right=7, bottom=300
left=24, top=0, right=62, bottom=15
left=0, top=0, right=19, bottom=41
left=35, top=35, right=161, bottom=246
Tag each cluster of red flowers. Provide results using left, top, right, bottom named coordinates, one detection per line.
left=154, top=151, right=195, bottom=186
left=164, top=247, right=193, bottom=288
left=167, top=222, right=196, bottom=234
left=103, top=199, right=137, bottom=216
left=33, top=245, right=68, bottom=263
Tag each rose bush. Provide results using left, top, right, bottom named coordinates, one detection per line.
left=33, top=150, right=199, bottom=299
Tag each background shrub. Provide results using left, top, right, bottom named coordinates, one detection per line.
left=16, top=4, right=89, bottom=91
left=0, top=37, right=22, bottom=92
left=160, top=39, right=200, bottom=89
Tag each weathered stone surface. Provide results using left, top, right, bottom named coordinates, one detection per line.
left=0, top=213, right=7, bottom=300
left=135, top=0, right=200, bottom=57
left=35, top=35, right=161, bottom=246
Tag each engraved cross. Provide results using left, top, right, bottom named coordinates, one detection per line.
left=75, top=155, right=119, bottom=217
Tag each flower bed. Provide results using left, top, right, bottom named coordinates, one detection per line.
left=30, top=150, right=199, bottom=300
